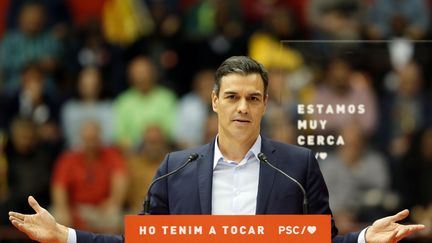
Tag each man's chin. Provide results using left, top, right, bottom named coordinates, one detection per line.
left=229, top=128, right=258, bottom=139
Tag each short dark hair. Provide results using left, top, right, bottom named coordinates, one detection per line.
left=214, top=56, right=268, bottom=95
left=21, top=62, right=43, bottom=75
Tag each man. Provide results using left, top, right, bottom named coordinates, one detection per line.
left=114, top=56, right=176, bottom=151
left=1, top=117, right=52, bottom=226
left=51, top=120, right=127, bottom=233
left=8, top=56, right=425, bottom=243
left=0, top=1, right=62, bottom=94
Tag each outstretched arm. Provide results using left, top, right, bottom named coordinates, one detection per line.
left=8, top=196, right=68, bottom=243
left=366, top=209, right=426, bottom=243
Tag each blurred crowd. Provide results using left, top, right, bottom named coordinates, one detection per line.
left=0, top=0, right=431, bottom=241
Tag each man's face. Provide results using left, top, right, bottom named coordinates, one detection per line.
left=327, top=60, right=351, bottom=94
left=78, top=68, right=101, bottom=100
left=79, top=121, right=101, bottom=153
left=22, top=68, right=44, bottom=101
left=129, top=58, right=156, bottom=93
left=19, top=4, right=45, bottom=35
left=212, top=73, right=267, bottom=141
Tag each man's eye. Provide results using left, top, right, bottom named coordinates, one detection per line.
left=226, top=95, right=236, bottom=99
left=250, top=96, right=259, bottom=101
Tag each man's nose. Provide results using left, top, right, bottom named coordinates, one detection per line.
left=237, top=98, right=249, bottom=114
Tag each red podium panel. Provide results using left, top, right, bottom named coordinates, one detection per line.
left=125, top=215, right=331, bottom=243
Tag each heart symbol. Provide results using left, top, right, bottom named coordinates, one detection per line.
left=307, top=226, right=316, bottom=234
left=319, top=152, right=327, bottom=160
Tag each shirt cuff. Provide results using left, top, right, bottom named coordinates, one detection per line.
left=358, top=227, right=368, bottom=243
left=67, top=228, right=77, bottom=243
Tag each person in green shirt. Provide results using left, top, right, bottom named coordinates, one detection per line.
left=114, top=56, right=176, bottom=150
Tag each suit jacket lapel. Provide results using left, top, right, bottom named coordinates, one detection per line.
left=197, top=141, right=215, bottom=214
left=256, top=138, right=277, bottom=214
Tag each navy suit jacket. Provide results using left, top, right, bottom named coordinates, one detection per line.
left=77, top=138, right=360, bottom=242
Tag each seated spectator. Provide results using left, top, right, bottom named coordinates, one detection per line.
left=0, top=1, right=62, bottom=94
left=114, top=56, right=176, bottom=151
left=307, top=0, right=364, bottom=40
left=66, top=20, right=125, bottom=97
left=379, top=61, right=431, bottom=160
left=366, top=0, right=429, bottom=40
left=5, top=0, right=70, bottom=39
left=126, top=125, right=171, bottom=213
left=320, top=124, right=391, bottom=233
left=51, top=120, right=127, bottom=233
left=2, top=63, right=62, bottom=150
left=173, top=69, right=214, bottom=149
left=61, top=66, right=114, bottom=148
left=0, top=117, right=53, bottom=225
left=311, top=56, right=377, bottom=136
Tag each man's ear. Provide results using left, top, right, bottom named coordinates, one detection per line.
left=211, top=90, right=218, bottom=112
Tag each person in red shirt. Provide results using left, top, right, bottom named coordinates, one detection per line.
left=51, top=119, right=127, bottom=234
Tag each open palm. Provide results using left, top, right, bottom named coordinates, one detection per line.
left=9, top=196, right=68, bottom=243
left=366, top=209, right=426, bottom=243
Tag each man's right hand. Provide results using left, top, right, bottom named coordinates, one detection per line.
left=8, top=196, right=69, bottom=243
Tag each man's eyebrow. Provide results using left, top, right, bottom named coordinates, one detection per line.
left=249, top=92, right=263, bottom=97
left=222, top=91, right=264, bottom=97
left=223, top=91, right=238, bottom=95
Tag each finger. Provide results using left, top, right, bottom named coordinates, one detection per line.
left=28, top=196, right=43, bottom=214
left=8, top=211, right=26, bottom=221
left=396, top=225, right=426, bottom=241
left=395, top=227, right=410, bottom=240
left=390, top=209, right=409, bottom=222
left=10, top=218, right=26, bottom=232
left=11, top=219, right=37, bottom=241
left=409, top=224, right=426, bottom=231
left=9, top=215, right=24, bottom=224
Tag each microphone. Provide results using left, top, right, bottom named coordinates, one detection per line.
left=142, top=153, right=199, bottom=215
left=257, top=152, right=309, bottom=214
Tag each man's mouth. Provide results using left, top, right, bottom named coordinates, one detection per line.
left=233, top=119, right=251, bottom=123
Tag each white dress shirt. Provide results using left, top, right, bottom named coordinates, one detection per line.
left=67, top=135, right=367, bottom=242
left=211, top=135, right=261, bottom=215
